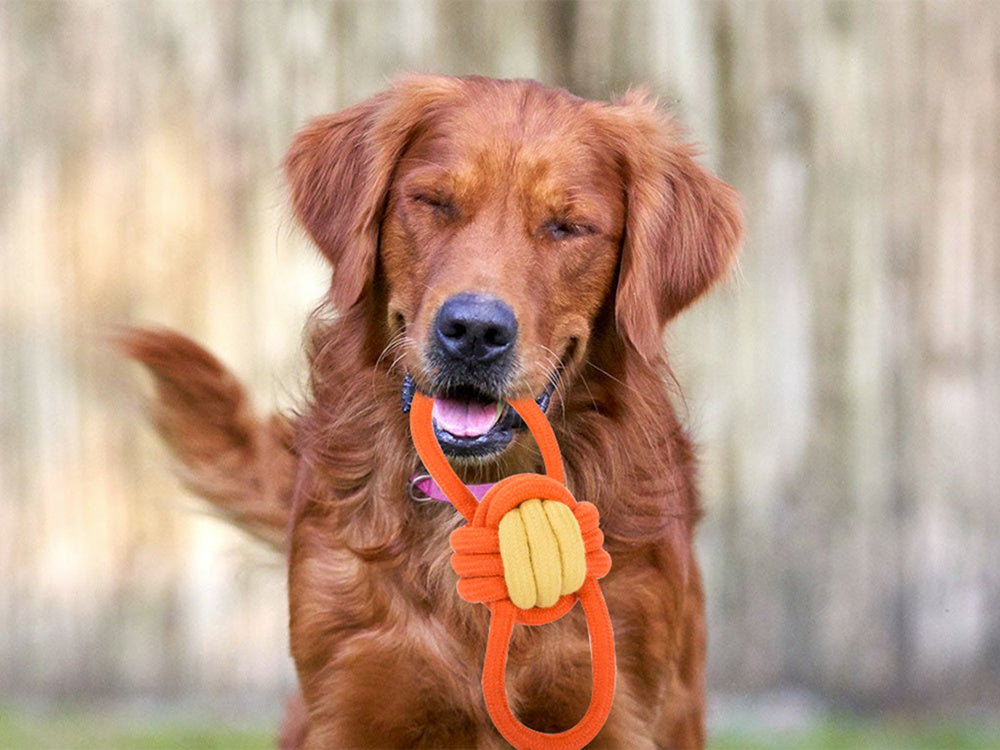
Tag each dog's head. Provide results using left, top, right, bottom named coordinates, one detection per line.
left=286, top=75, right=742, bottom=459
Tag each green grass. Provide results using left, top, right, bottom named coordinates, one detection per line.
left=709, top=717, right=1000, bottom=750
left=0, top=706, right=273, bottom=750
left=4, top=705, right=1000, bottom=749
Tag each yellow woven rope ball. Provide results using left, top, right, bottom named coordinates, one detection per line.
left=497, top=499, right=587, bottom=609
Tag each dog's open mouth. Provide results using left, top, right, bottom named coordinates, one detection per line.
left=432, top=386, right=511, bottom=458
left=401, top=377, right=555, bottom=459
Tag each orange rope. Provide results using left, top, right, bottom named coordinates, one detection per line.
left=410, top=392, right=616, bottom=750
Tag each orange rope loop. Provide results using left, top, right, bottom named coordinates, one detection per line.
left=410, top=392, right=616, bottom=750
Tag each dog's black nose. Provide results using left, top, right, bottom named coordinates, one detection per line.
left=434, top=293, right=517, bottom=364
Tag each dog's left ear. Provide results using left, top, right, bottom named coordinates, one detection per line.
left=599, top=92, right=744, bottom=360
left=285, top=75, right=464, bottom=312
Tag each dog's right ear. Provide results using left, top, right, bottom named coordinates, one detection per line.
left=285, top=94, right=392, bottom=312
left=285, top=75, right=463, bottom=312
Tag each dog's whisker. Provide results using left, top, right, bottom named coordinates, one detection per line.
left=584, top=360, right=651, bottom=404
left=533, top=343, right=570, bottom=423
left=372, top=332, right=418, bottom=402
left=375, top=330, right=412, bottom=372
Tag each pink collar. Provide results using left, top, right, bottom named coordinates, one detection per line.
left=408, top=473, right=494, bottom=504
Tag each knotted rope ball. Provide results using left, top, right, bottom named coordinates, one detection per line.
left=450, top=486, right=611, bottom=613
left=499, top=498, right=586, bottom=609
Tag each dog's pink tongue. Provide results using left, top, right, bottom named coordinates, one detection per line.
left=433, top=398, right=500, bottom=438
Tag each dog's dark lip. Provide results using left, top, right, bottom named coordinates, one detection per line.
left=400, top=373, right=559, bottom=458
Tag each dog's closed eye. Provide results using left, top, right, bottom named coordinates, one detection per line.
left=540, top=219, right=597, bottom=242
left=411, top=191, right=459, bottom=220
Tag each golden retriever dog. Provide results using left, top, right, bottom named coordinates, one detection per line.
left=121, top=74, right=742, bottom=748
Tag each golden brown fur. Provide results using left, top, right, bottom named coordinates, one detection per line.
left=122, top=74, right=742, bottom=748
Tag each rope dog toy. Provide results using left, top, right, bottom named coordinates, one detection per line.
left=409, top=392, right=616, bottom=749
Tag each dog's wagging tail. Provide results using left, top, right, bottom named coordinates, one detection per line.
left=121, top=74, right=742, bottom=748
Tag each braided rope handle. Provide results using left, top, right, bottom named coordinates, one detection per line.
left=409, top=392, right=616, bottom=750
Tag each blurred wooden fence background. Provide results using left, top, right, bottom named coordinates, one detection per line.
left=2, top=0, right=998, bottom=720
